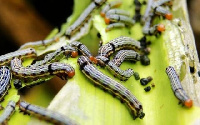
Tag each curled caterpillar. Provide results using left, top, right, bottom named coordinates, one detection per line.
left=105, top=50, right=141, bottom=80
left=166, top=66, right=193, bottom=108
left=96, top=36, right=141, bottom=67
left=19, top=101, right=78, bottom=125
left=111, top=50, right=140, bottom=67
left=78, top=56, right=145, bottom=119
left=0, top=66, right=11, bottom=101
left=105, top=50, right=140, bottom=81
left=0, top=101, right=16, bottom=124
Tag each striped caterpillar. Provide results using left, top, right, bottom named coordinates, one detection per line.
left=111, top=50, right=140, bottom=67
left=19, top=37, right=59, bottom=50
left=66, top=0, right=107, bottom=38
left=31, top=41, right=97, bottom=67
left=142, top=0, right=173, bottom=35
left=11, top=57, right=75, bottom=88
left=30, top=45, right=78, bottom=67
left=166, top=66, right=193, bottom=108
left=106, top=50, right=141, bottom=81
left=105, top=14, right=135, bottom=26
left=78, top=56, right=145, bottom=119
left=101, top=1, right=135, bottom=32
left=0, top=101, right=16, bottom=124
left=0, top=66, right=11, bottom=101
left=0, top=48, right=37, bottom=66
left=96, top=36, right=141, bottom=67
left=19, top=101, right=78, bottom=125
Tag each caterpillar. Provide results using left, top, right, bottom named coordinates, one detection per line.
left=0, top=66, right=11, bottom=101
left=11, top=57, right=75, bottom=88
left=0, top=101, right=16, bottom=124
left=166, top=66, right=193, bottom=108
left=66, top=0, right=107, bottom=38
left=69, top=41, right=97, bottom=64
left=96, top=36, right=141, bottom=66
left=77, top=56, right=145, bottom=119
left=104, top=14, right=135, bottom=25
left=0, top=48, right=37, bottom=66
left=105, top=23, right=125, bottom=32
left=30, top=45, right=78, bottom=67
left=19, top=37, right=59, bottom=50
left=142, top=12, right=165, bottom=35
left=105, top=9, right=130, bottom=17
left=142, top=0, right=173, bottom=35
left=154, top=6, right=173, bottom=20
left=111, top=50, right=140, bottom=67
left=101, top=1, right=134, bottom=31
left=19, top=101, right=77, bottom=125
left=106, top=50, right=141, bottom=80
left=106, top=61, right=134, bottom=81
left=100, top=0, right=122, bottom=17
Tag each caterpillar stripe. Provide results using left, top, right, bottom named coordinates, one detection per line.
left=100, top=0, right=122, bottom=17
left=0, top=66, right=11, bottom=101
left=78, top=56, right=145, bottom=119
left=111, top=50, right=140, bottom=67
left=0, top=101, right=15, bottom=124
left=166, top=66, right=193, bottom=108
left=104, top=14, right=135, bottom=26
left=105, top=23, right=125, bottom=32
left=11, top=57, right=75, bottom=85
left=66, top=0, right=106, bottom=38
left=106, top=61, right=134, bottom=81
left=19, top=37, right=59, bottom=50
left=70, top=41, right=97, bottom=64
left=104, top=50, right=140, bottom=81
left=105, top=50, right=141, bottom=80
left=0, top=48, right=37, bottom=66
left=19, top=101, right=77, bottom=125
left=96, top=36, right=141, bottom=66
left=30, top=45, right=77, bottom=67
left=105, top=9, right=130, bottom=17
